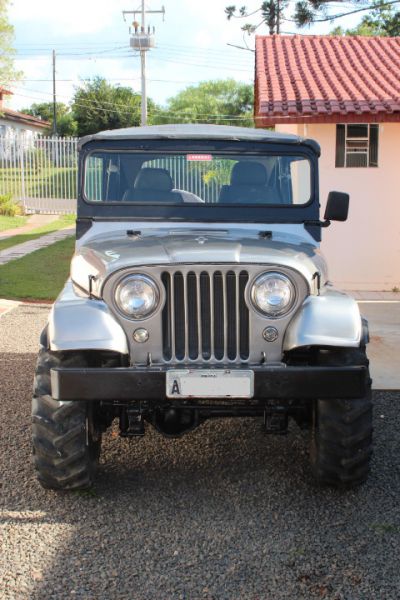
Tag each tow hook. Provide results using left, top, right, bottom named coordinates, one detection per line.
left=263, top=407, right=288, bottom=435
left=120, top=408, right=145, bottom=437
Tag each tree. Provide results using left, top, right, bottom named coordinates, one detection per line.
left=21, top=102, right=78, bottom=136
left=71, top=77, right=157, bottom=137
left=57, top=113, right=78, bottom=137
left=225, top=1, right=377, bottom=35
left=331, top=2, right=400, bottom=36
left=0, top=0, right=21, bottom=87
left=154, top=80, right=254, bottom=127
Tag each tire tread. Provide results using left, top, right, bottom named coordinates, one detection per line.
left=32, top=350, right=100, bottom=490
left=311, top=348, right=373, bottom=488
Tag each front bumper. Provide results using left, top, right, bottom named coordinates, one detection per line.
left=51, top=365, right=369, bottom=402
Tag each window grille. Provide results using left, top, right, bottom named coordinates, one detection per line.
left=336, top=124, right=379, bottom=168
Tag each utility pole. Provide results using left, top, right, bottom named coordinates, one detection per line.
left=140, top=0, right=147, bottom=127
left=123, top=2, right=165, bottom=127
left=52, top=49, right=57, bottom=136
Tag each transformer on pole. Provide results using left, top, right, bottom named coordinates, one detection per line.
left=122, top=3, right=165, bottom=127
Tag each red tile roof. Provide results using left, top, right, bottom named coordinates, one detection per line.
left=0, top=87, right=49, bottom=129
left=255, top=35, right=400, bottom=125
left=1, top=107, right=50, bottom=129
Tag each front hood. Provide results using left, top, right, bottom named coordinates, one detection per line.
left=71, top=227, right=327, bottom=297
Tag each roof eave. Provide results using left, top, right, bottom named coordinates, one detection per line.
left=0, top=110, right=50, bottom=129
left=255, top=112, right=400, bottom=126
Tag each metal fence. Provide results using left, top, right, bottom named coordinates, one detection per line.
left=0, top=134, right=233, bottom=213
left=85, top=154, right=232, bottom=204
left=0, top=133, right=78, bottom=214
left=149, top=157, right=229, bottom=203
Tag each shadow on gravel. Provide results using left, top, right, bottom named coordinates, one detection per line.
left=1, top=349, right=400, bottom=600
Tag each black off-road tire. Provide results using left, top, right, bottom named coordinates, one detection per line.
left=32, top=349, right=101, bottom=490
left=310, top=348, right=373, bottom=488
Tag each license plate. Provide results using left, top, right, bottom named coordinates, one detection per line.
left=166, top=369, right=254, bottom=399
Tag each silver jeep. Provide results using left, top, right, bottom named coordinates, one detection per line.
left=32, top=124, right=372, bottom=490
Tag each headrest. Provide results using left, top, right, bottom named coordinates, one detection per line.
left=135, top=168, right=174, bottom=192
left=231, top=161, right=267, bottom=186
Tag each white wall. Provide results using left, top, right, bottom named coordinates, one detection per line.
left=0, top=118, right=45, bottom=138
left=277, top=122, right=400, bottom=291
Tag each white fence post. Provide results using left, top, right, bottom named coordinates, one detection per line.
left=19, top=137, right=26, bottom=202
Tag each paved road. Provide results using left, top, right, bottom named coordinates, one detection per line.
left=1, top=305, right=400, bottom=600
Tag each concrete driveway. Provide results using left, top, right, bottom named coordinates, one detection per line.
left=359, top=301, right=400, bottom=390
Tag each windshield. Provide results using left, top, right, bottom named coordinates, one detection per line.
left=84, top=151, right=311, bottom=206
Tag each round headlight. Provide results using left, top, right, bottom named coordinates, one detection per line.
left=251, top=272, right=296, bottom=318
left=115, top=274, right=159, bottom=319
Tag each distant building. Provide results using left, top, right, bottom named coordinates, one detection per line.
left=0, top=87, right=50, bottom=139
left=255, top=35, right=400, bottom=290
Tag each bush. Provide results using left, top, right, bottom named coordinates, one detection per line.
left=0, top=194, right=24, bottom=216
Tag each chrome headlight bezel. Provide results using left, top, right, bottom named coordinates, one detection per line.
left=114, top=274, right=160, bottom=320
left=250, top=271, right=296, bottom=318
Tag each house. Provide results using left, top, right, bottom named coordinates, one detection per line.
left=255, top=35, right=400, bottom=291
left=0, top=87, right=50, bottom=139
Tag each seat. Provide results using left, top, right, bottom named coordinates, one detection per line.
left=123, top=168, right=183, bottom=203
left=219, top=161, right=268, bottom=204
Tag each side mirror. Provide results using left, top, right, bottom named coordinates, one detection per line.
left=324, top=191, right=349, bottom=222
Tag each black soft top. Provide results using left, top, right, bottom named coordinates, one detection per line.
left=78, top=123, right=320, bottom=155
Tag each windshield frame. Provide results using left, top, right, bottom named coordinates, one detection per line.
left=78, top=139, right=320, bottom=229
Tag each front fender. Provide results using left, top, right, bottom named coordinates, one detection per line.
left=48, top=280, right=129, bottom=354
left=284, top=288, right=362, bottom=351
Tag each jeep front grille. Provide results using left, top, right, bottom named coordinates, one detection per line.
left=161, top=269, right=250, bottom=363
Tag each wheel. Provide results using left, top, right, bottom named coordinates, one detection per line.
left=32, top=349, right=102, bottom=490
left=310, top=348, right=373, bottom=488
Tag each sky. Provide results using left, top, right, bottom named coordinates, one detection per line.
left=7, top=0, right=361, bottom=112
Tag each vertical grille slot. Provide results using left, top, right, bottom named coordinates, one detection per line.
left=161, top=272, right=172, bottom=361
left=226, top=271, right=237, bottom=360
left=239, top=271, right=250, bottom=360
left=200, top=272, right=211, bottom=360
left=162, top=268, right=250, bottom=363
left=213, top=272, right=224, bottom=360
left=173, top=272, right=185, bottom=360
left=187, top=272, right=199, bottom=359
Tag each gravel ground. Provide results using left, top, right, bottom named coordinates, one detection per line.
left=1, top=304, right=400, bottom=600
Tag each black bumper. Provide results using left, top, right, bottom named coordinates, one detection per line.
left=50, top=365, right=369, bottom=402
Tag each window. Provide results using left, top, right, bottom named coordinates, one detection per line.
left=336, top=124, right=379, bottom=168
left=84, top=151, right=311, bottom=206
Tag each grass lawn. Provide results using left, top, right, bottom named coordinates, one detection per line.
left=0, top=214, right=75, bottom=252
left=0, top=215, right=28, bottom=232
left=0, top=236, right=75, bottom=301
left=0, top=166, right=77, bottom=199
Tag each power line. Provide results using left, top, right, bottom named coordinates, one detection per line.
left=144, top=54, right=253, bottom=72
left=14, top=42, right=254, bottom=64
left=14, top=51, right=254, bottom=73
left=9, top=77, right=200, bottom=84
left=14, top=48, right=253, bottom=68
left=14, top=41, right=253, bottom=56
left=10, top=86, right=254, bottom=121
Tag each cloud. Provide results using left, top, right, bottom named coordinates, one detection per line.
left=9, top=0, right=127, bottom=36
left=9, top=0, right=255, bottom=109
